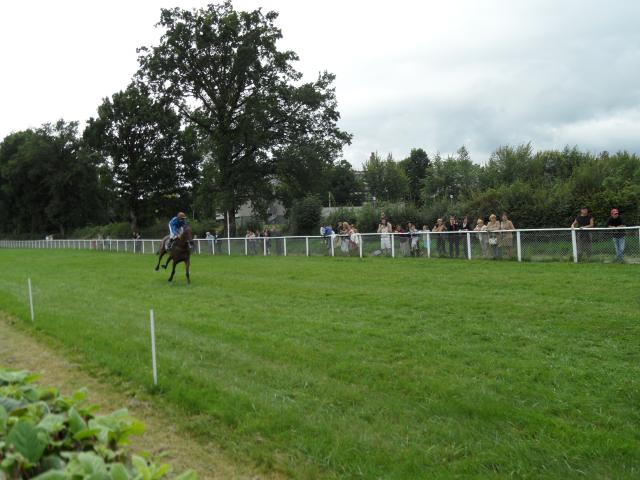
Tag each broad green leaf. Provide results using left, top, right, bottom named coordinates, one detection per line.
left=150, top=463, right=170, bottom=479
left=0, top=405, right=7, bottom=432
left=132, top=455, right=151, bottom=480
left=40, top=453, right=65, bottom=471
left=6, top=419, right=48, bottom=463
left=38, top=413, right=66, bottom=434
left=109, top=463, right=130, bottom=480
left=68, top=406, right=86, bottom=434
left=77, top=451, right=107, bottom=473
left=74, top=427, right=102, bottom=441
left=0, top=396, right=24, bottom=413
left=32, top=469, right=69, bottom=479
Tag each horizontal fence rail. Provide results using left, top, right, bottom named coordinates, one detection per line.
left=1, top=227, right=639, bottom=264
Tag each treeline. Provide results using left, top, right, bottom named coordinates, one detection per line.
left=291, top=144, right=639, bottom=234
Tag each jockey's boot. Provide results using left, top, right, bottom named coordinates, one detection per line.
left=167, top=238, right=175, bottom=251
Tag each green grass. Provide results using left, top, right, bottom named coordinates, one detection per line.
left=0, top=250, right=639, bottom=478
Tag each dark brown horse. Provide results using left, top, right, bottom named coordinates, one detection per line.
left=155, top=226, right=192, bottom=283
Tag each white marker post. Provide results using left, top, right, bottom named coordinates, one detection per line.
left=28, top=278, right=34, bottom=322
left=149, top=309, right=158, bottom=386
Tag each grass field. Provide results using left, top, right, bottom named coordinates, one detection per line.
left=0, top=249, right=639, bottom=478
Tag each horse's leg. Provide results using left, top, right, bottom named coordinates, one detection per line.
left=155, top=250, right=165, bottom=271
left=185, top=258, right=190, bottom=284
left=168, top=260, right=177, bottom=282
left=163, top=254, right=172, bottom=269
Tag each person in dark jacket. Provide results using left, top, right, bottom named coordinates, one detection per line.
left=446, top=216, right=460, bottom=258
left=605, top=208, right=626, bottom=262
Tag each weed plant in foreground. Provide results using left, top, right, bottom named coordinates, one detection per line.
left=0, top=249, right=638, bottom=478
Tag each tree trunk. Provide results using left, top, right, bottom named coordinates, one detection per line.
left=129, top=209, right=138, bottom=233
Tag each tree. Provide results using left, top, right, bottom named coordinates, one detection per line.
left=327, top=160, right=363, bottom=206
left=137, top=2, right=351, bottom=235
left=400, top=148, right=430, bottom=205
left=291, top=194, right=322, bottom=234
left=84, top=83, right=200, bottom=230
left=0, top=121, right=104, bottom=235
left=363, top=152, right=409, bottom=203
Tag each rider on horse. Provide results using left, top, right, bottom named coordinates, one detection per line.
left=167, top=212, right=188, bottom=250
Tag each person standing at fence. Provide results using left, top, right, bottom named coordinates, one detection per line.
left=460, top=215, right=472, bottom=257
left=499, top=212, right=515, bottom=258
left=446, top=216, right=460, bottom=258
left=432, top=218, right=446, bottom=256
left=475, top=219, right=489, bottom=258
left=377, top=217, right=393, bottom=255
left=605, top=208, right=626, bottom=262
left=571, top=207, right=594, bottom=260
left=408, top=223, right=420, bottom=256
left=486, top=214, right=501, bottom=259
left=420, top=224, right=430, bottom=255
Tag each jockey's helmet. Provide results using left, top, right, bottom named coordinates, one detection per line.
left=177, top=212, right=187, bottom=219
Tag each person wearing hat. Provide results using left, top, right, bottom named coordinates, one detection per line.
left=605, top=208, right=627, bottom=262
left=167, top=212, right=188, bottom=250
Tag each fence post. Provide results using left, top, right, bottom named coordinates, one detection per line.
left=391, top=234, right=395, bottom=258
left=197, top=239, right=201, bottom=255
left=284, top=237, right=287, bottom=256
left=244, top=238, right=248, bottom=256
left=117, top=241, right=119, bottom=252
left=305, top=237, right=309, bottom=257
left=359, top=237, right=363, bottom=258
left=263, top=237, right=266, bottom=256
left=143, top=241, right=146, bottom=254
left=149, top=309, right=158, bottom=386
left=571, top=229, right=578, bottom=263
left=227, top=237, right=231, bottom=256
left=427, top=232, right=431, bottom=258
left=28, top=278, right=34, bottom=322
left=331, top=237, right=335, bottom=257
left=516, top=231, right=522, bottom=262
left=466, top=232, right=472, bottom=260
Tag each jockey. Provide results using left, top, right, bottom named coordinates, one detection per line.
left=167, top=212, right=188, bottom=249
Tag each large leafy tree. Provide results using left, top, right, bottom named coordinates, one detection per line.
left=327, top=159, right=363, bottom=206
left=0, top=121, right=104, bottom=235
left=84, top=83, right=200, bottom=230
left=363, top=152, right=409, bottom=203
left=399, top=148, right=430, bottom=205
left=137, top=2, right=351, bottom=234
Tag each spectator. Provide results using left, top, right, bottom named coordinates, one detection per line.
left=408, top=223, right=420, bottom=256
left=499, top=212, right=515, bottom=258
left=460, top=215, right=472, bottom=257
left=420, top=224, right=430, bottom=255
left=377, top=217, right=393, bottom=255
left=571, top=207, right=594, bottom=260
left=245, top=229, right=255, bottom=255
left=605, top=208, right=626, bottom=262
left=474, top=219, right=489, bottom=258
left=446, top=215, right=460, bottom=258
left=340, top=221, right=351, bottom=255
left=486, top=214, right=501, bottom=259
left=432, top=218, right=446, bottom=256
left=349, top=224, right=361, bottom=253
left=322, top=224, right=334, bottom=251
left=205, top=231, right=215, bottom=253
left=263, top=227, right=272, bottom=255
left=395, top=224, right=410, bottom=256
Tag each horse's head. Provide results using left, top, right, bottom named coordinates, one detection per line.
left=180, top=226, right=193, bottom=243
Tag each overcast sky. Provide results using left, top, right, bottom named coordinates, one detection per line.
left=1, top=0, right=639, bottom=167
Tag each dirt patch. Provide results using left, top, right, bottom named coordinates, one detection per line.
left=0, top=313, right=284, bottom=480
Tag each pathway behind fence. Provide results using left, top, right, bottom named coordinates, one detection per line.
left=2, top=227, right=639, bottom=264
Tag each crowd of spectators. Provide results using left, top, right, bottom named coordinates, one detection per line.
left=318, top=207, right=632, bottom=262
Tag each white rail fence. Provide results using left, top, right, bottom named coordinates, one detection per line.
left=2, top=227, right=639, bottom=263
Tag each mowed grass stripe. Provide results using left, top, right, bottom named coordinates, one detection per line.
left=0, top=250, right=638, bottom=478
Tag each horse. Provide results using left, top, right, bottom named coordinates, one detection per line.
left=155, top=226, right=192, bottom=283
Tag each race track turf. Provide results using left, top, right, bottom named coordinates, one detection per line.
left=0, top=249, right=638, bottom=478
